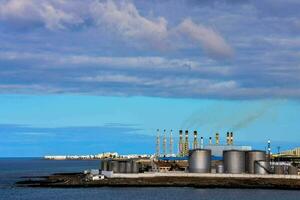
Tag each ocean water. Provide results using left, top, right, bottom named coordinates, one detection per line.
left=1, top=158, right=300, bottom=200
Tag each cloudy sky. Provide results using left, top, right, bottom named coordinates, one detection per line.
left=0, top=0, right=300, bottom=156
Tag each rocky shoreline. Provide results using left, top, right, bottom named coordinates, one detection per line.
left=16, top=173, right=300, bottom=190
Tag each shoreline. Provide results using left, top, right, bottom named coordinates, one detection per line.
left=16, top=172, right=300, bottom=190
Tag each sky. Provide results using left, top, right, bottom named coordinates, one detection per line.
left=0, top=0, right=300, bottom=157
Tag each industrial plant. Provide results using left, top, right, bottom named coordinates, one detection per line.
left=21, top=129, right=300, bottom=188
left=99, top=130, right=300, bottom=176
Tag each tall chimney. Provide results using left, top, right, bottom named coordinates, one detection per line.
left=226, top=132, right=230, bottom=145
left=156, top=129, right=160, bottom=157
left=193, top=130, right=198, bottom=149
left=184, top=130, right=189, bottom=156
left=209, top=137, right=212, bottom=145
left=169, top=129, right=173, bottom=156
left=179, top=130, right=183, bottom=157
left=200, top=137, right=204, bottom=149
left=215, top=133, right=219, bottom=145
left=230, top=132, right=234, bottom=145
left=267, top=139, right=271, bottom=162
left=163, top=129, right=167, bottom=156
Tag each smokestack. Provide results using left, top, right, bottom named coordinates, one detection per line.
left=226, top=132, right=230, bottom=145
left=267, top=139, right=271, bottom=162
left=209, top=137, right=212, bottom=145
left=215, top=133, right=219, bottom=145
left=163, top=129, right=167, bottom=156
left=230, top=132, right=234, bottom=145
left=169, top=129, right=173, bottom=156
left=193, top=130, right=198, bottom=149
left=156, top=129, right=160, bottom=157
left=184, top=130, right=189, bottom=156
left=200, top=137, right=204, bottom=149
left=179, top=130, right=183, bottom=157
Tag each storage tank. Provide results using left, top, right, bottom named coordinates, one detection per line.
left=119, top=161, right=126, bottom=173
left=188, top=149, right=211, bottom=173
left=246, top=150, right=266, bottom=174
left=132, top=160, right=139, bottom=173
left=101, top=159, right=108, bottom=171
left=216, top=164, right=224, bottom=173
left=254, top=161, right=270, bottom=174
left=288, top=166, right=298, bottom=175
left=110, top=160, right=119, bottom=173
left=274, top=165, right=284, bottom=174
left=223, top=150, right=245, bottom=174
left=125, top=161, right=132, bottom=173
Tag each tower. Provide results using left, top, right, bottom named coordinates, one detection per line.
left=163, top=129, right=167, bottom=156
left=169, top=129, right=173, bottom=156
left=193, top=130, right=198, bottom=149
left=179, top=130, right=183, bottom=156
left=215, top=133, right=219, bottom=145
left=209, top=137, right=212, bottom=145
left=184, top=130, right=189, bottom=156
left=200, top=137, right=204, bottom=149
left=226, top=132, right=230, bottom=145
left=230, top=132, right=234, bottom=145
left=156, top=129, right=160, bottom=157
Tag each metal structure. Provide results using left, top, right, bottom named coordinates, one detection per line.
left=101, top=160, right=108, bottom=171
left=119, top=161, right=126, bottom=173
left=254, top=161, right=270, bottom=174
left=193, top=131, right=198, bottom=149
left=179, top=130, right=184, bottom=157
left=132, top=160, right=139, bottom=173
left=169, top=129, right=173, bottom=155
left=163, top=129, right=167, bottom=156
left=156, top=129, right=160, bottom=157
left=215, top=133, right=220, bottom=145
left=125, top=161, right=132, bottom=173
left=216, top=164, right=224, bottom=173
left=230, top=132, right=234, bottom=145
left=184, top=130, right=189, bottom=156
left=245, top=150, right=266, bottom=174
left=110, top=160, right=119, bottom=173
left=223, top=150, right=246, bottom=174
left=274, top=165, right=284, bottom=174
left=226, top=132, right=230, bottom=145
left=188, top=149, right=211, bottom=173
left=288, top=166, right=298, bottom=175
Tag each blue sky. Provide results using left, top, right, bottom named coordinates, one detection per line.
left=0, top=0, right=300, bottom=156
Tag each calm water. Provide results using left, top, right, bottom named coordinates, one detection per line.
left=1, top=158, right=300, bottom=200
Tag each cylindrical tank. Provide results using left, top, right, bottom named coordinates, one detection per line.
left=125, top=161, right=132, bottom=173
left=223, top=150, right=245, bottom=174
left=188, top=149, right=211, bottom=173
left=101, top=159, right=108, bottom=171
left=132, top=160, right=139, bottom=173
left=246, top=150, right=266, bottom=174
left=274, top=165, right=284, bottom=174
left=288, top=166, right=298, bottom=175
left=254, top=161, right=270, bottom=174
left=216, top=164, right=224, bottom=173
left=119, top=161, right=126, bottom=173
left=110, top=160, right=119, bottom=173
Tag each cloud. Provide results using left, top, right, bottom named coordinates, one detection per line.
left=0, top=0, right=83, bottom=30
left=177, top=18, right=234, bottom=58
left=90, top=0, right=169, bottom=49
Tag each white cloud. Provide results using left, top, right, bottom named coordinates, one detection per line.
left=90, top=0, right=169, bottom=49
left=0, top=0, right=83, bottom=30
left=177, top=18, right=234, bottom=58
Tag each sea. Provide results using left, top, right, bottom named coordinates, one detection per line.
left=1, top=158, right=300, bottom=200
